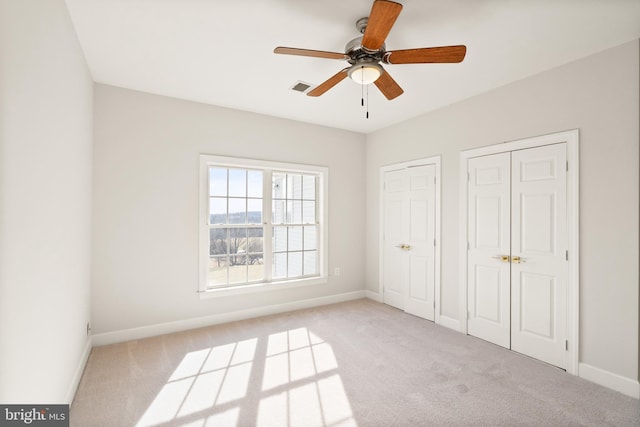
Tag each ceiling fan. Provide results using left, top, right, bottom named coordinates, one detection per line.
left=274, top=0, right=467, bottom=100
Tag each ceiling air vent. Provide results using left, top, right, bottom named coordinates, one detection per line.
left=290, top=81, right=312, bottom=93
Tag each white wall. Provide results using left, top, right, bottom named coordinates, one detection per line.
left=366, top=41, right=639, bottom=382
left=0, top=0, right=93, bottom=403
left=92, top=85, right=366, bottom=335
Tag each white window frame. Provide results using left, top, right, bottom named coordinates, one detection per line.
left=199, top=154, right=329, bottom=298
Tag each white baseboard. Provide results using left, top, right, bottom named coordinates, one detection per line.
left=437, top=315, right=461, bottom=332
left=65, top=336, right=92, bottom=404
left=92, top=290, right=366, bottom=346
left=579, top=362, right=640, bottom=399
left=365, top=290, right=382, bottom=302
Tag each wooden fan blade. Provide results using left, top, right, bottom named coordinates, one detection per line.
left=274, top=47, right=348, bottom=60
left=361, top=0, right=403, bottom=51
left=307, top=68, right=349, bottom=97
left=374, top=68, right=403, bottom=100
left=383, top=45, right=467, bottom=64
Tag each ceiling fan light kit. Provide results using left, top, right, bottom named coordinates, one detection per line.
left=348, top=61, right=383, bottom=85
left=274, top=0, right=467, bottom=100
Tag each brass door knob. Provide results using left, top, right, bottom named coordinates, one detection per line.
left=395, top=244, right=412, bottom=251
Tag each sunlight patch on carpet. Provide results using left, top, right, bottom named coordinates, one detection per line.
left=135, top=329, right=353, bottom=426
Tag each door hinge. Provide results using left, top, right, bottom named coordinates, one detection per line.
left=467, top=172, right=470, bottom=182
left=565, top=340, right=569, bottom=351
left=566, top=161, right=569, bottom=172
left=566, top=250, right=568, bottom=261
left=433, top=239, right=436, bottom=247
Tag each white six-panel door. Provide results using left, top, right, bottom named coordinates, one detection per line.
left=406, top=165, right=436, bottom=319
left=467, top=153, right=512, bottom=348
left=383, top=168, right=408, bottom=310
left=467, top=143, right=568, bottom=369
left=383, top=164, right=436, bottom=320
left=511, top=144, right=567, bottom=369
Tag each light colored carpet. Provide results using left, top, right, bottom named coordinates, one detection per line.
left=71, top=299, right=640, bottom=426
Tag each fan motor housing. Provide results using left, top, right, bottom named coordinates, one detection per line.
left=345, top=36, right=385, bottom=65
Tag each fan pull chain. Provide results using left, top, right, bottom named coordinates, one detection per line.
left=366, top=84, right=369, bottom=119
left=358, top=66, right=369, bottom=119
left=361, top=67, right=365, bottom=107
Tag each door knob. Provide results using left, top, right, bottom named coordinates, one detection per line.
left=512, top=256, right=526, bottom=263
left=395, top=244, right=411, bottom=251
left=492, top=255, right=510, bottom=262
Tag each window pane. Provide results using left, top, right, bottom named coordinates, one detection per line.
left=229, top=228, right=247, bottom=254
left=247, top=227, right=264, bottom=253
left=273, top=173, right=286, bottom=199
left=289, top=226, right=303, bottom=251
left=286, top=200, right=293, bottom=224
left=273, top=227, right=287, bottom=252
left=230, top=253, right=247, bottom=267
left=247, top=170, right=263, bottom=198
left=209, top=168, right=227, bottom=197
left=304, top=251, right=317, bottom=275
left=304, top=226, right=317, bottom=250
left=273, top=252, right=287, bottom=279
left=303, top=175, right=316, bottom=200
left=272, top=200, right=285, bottom=224
left=288, top=174, right=302, bottom=199
left=247, top=199, right=262, bottom=224
left=229, top=169, right=246, bottom=197
left=209, top=228, right=228, bottom=256
left=291, top=201, right=302, bottom=224
left=228, top=256, right=248, bottom=284
left=209, top=256, right=229, bottom=286
left=228, top=198, right=246, bottom=224
left=209, top=198, right=227, bottom=224
left=248, top=261, right=264, bottom=282
left=288, top=252, right=303, bottom=277
left=302, top=201, right=315, bottom=224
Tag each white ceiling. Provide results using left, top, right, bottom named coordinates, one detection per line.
left=65, top=0, right=640, bottom=134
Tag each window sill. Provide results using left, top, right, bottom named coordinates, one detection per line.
left=198, top=276, right=327, bottom=299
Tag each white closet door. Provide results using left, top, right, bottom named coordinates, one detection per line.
left=511, top=144, right=568, bottom=369
left=467, top=153, right=512, bottom=348
left=382, top=165, right=436, bottom=320
left=466, top=143, right=569, bottom=370
left=383, top=168, right=408, bottom=310
left=404, top=165, right=436, bottom=320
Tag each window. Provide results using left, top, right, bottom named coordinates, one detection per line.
left=200, top=155, right=328, bottom=295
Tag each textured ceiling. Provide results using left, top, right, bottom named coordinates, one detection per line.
left=65, top=0, right=640, bottom=134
